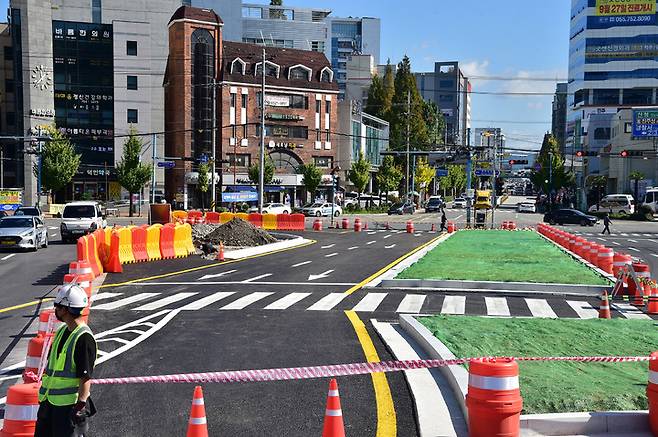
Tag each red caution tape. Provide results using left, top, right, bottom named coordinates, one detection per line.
left=91, top=356, right=658, bottom=385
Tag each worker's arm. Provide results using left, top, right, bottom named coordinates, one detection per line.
left=77, top=376, right=91, bottom=403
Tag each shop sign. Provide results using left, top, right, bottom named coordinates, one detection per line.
left=222, top=192, right=258, bottom=203
left=0, top=189, right=23, bottom=211
left=266, top=113, right=304, bottom=121
left=264, top=95, right=290, bottom=107
left=29, top=108, right=55, bottom=118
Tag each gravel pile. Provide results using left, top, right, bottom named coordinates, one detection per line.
left=197, top=218, right=277, bottom=248
left=191, top=223, right=217, bottom=241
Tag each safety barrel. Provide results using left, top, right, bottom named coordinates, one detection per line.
left=0, top=383, right=40, bottom=437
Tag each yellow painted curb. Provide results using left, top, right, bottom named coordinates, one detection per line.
left=0, top=298, right=54, bottom=314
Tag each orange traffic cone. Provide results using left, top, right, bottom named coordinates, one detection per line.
left=647, top=287, right=658, bottom=315
left=217, top=242, right=224, bottom=262
left=186, top=386, right=208, bottom=437
left=598, top=290, right=611, bottom=319
left=322, top=379, right=345, bottom=437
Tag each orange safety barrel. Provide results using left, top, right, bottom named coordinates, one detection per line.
left=313, top=219, right=323, bottom=231
left=501, top=221, right=508, bottom=230
left=613, top=252, right=632, bottom=276
left=354, top=218, right=362, bottom=232
left=629, top=262, right=650, bottom=297
left=568, top=235, right=578, bottom=252
left=447, top=222, right=455, bottom=233
left=406, top=220, right=414, bottom=233
left=22, top=335, right=46, bottom=381
left=68, top=260, right=93, bottom=276
left=586, top=243, right=599, bottom=265
left=648, top=351, right=658, bottom=435
left=597, top=247, right=614, bottom=274
left=341, top=218, right=349, bottom=229
left=63, top=273, right=94, bottom=299
left=37, top=309, right=61, bottom=337
left=572, top=237, right=585, bottom=257
left=580, top=240, right=591, bottom=261
left=0, top=383, right=40, bottom=437
left=466, top=357, right=523, bottom=437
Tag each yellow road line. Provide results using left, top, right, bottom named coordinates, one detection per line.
left=100, top=239, right=316, bottom=288
left=343, top=234, right=444, bottom=295
left=344, top=310, right=396, bottom=437
left=0, top=298, right=53, bottom=314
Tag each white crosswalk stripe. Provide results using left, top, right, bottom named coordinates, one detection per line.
left=612, top=302, right=652, bottom=320
left=485, top=297, right=510, bottom=317
left=132, top=292, right=198, bottom=311
left=92, top=292, right=123, bottom=302
left=179, top=292, right=235, bottom=310
left=220, top=292, right=274, bottom=310
left=441, top=296, right=465, bottom=315
left=352, top=293, right=388, bottom=312
left=396, top=294, right=426, bottom=313
left=307, top=293, right=348, bottom=311
left=264, top=293, right=311, bottom=310
left=93, top=293, right=161, bottom=310
left=525, top=298, right=558, bottom=318
left=566, top=300, right=598, bottom=319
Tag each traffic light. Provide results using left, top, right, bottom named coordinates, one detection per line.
left=576, top=151, right=597, bottom=157
left=508, top=159, right=529, bottom=165
left=620, top=150, right=643, bottom=157
left=620, top=150, right=628, bottom=158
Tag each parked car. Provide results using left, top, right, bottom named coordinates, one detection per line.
left=588, top=194, right=635, bottom=215
left=388, top=202, right=415, bottom=215
left=248, top=203, right=290, bottom=215
left=425, top=196, right=445, bottom=213
left=0, top=211, right=8, bottom=218
left=543, top=208, right=598, bottom=226
left=301, top=203, right=342, bottom=217
left=642, top=189, right=658, bottom=216
left=14, top=205, right=44, bottom=221
left=60, top=201, right=107, bottom=243
left=517, top=202, right=536, bottom=213
left=0, top=215, right=48, bottom=251
left=452, top=197, right=467, bottom=208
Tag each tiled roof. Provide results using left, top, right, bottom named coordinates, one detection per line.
left=169, top=6, right=223, bottom=25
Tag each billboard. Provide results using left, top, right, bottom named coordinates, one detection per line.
left=0, top=190, right=23, bottom=211
left=590, top=0, right=656, bottom=27
left=632, top=109, right=658, bottom=137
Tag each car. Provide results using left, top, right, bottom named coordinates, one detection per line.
left=543, top=208, right=598, bottom=226
left=14, top=205, right=44, bottom=221
left=0, top=211, right=7, bottom=218
left=301, top=203, right=342, bottom=217
left=60, top=201, right=107, bottom=243
left=388, top=202, right=415, bottom=215
left=517, top=202, right=536, bottom=213
left=452, top=197, right=467, bottom=208
left=588, top=194, right=635, bottom=215
left=0, top=215, right=48, bottom=251
left=425, top=196, right=445, bottom=213
left=248, top=203, right=290, bottom=215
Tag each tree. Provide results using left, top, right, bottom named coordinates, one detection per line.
left=365, top=75, right=386, bottom=119
left=422, top=100, right=445, bottom=146
left=389, top=55, right=430, bottom=152
left=629, top=171, right=644, bottom=203
left=270, top=0, right=282, bottom=4
left=115, top=128, right=151, bottom=217
left=36, top=126, right=81, bottom=198
left=197, top=162, right=210, bottom=210
left=530, top=133, right=574, bottom=202
left=587, top=175, right=607, bottom=208
left=440, top=164, right=466, bottom=197
left=248, top=158, right=275, bottom=185
left=376, top=155, right=403, bottom=201
left=349, top=153, right=371, bottom=205
left=298, top=163, right=322, bottom=202
left=414, top=158, right=435, bottom=201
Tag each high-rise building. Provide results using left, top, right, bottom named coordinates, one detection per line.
left=0, top=23, right=18, bottom=189
left=551, top=82, right=567, bottom=155
left=415, top=61, right=471, bottom=145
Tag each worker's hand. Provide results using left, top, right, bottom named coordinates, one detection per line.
left=70, top=401, right=87, bottom=425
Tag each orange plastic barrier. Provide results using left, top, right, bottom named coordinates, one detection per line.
left=262, top=213, right=277, bottom=230
left=648, top=351, right=658, bottom=435
left=0, top=383, right=40, bottom=436
left=160, top=224, right=176, bottom=259
left=235, top=212, right=249, bottom=222
left=613, top=252, right=632, bottom=277
left=131, top=226, right=149, bottom=262
left=220, top=212, right=235, bottom=224
left=187, top=210, right=203, bottom=224
left=276, top=213, right=290, bottom=230
left=290, top=213, right=305, bottom=230
left=597, top=247, right=614, bottom=274
left=172, top=210, right=188, bottom=223
left=173, top=224, right=189, bottom=258
left=146, top=225, right=162, bottom=261
left=248, top=213, right=263, bottom=228
left=184, top=223, right=195, bottom=255
left=117, top=227, right=135, bottom=264
left=466, top=357, right=522, bottom=437
left=205, top=212, right=221, bottom=224
left=86, top=233, right=103, bottom=277
left=104, top=231, right=123, bottom=273
left=76, top=236, right=88, bottom=266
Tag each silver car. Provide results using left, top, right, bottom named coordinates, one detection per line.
left=0, top=216, right=48, bottom=251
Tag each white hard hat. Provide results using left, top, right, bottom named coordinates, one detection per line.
left=54, top=283, right=88, bottom=310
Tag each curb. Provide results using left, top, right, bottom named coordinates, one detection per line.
left=221, top=236, right=312, bottom=260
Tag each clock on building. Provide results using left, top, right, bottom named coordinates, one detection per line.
left=31, top=65, right=52, bottom=91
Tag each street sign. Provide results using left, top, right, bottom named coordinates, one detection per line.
left=199, top=154, right=209, bottom=164
left=435, top=168, right=448, bottom=177
left=157, top=161, right=175, bottom=169
left=534, top=162, right=542, bottom=171
left=475, top=168, right=499, bottom=177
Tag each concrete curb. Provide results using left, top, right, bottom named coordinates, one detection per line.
left=222, top=235, right=312, bottom=260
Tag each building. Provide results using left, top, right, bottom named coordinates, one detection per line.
left=240, top=3, right=380, bottom=99
left=567, top=0, right=658, bottom=206
left=0, top=23, right=18, bottom=189
left=336, top=99, right=389, bottom=193
left=415, top=61, right=471, bottom=145
left=552, top=82, right=567, bottom=155
left=164, top=6, right=339, bottom=209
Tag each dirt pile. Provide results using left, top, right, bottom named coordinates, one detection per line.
left=197, top=218, right=277, bottom=248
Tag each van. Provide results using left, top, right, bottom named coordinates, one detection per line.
left=642, top=189, right=658, bottom=215
left=60, top=201, right=107, bottom=243
left=588, top=194, right=634, bottom=215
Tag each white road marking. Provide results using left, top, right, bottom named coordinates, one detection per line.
left=198, top=270, right=237, bottom=281
left=632, top=234, right=641, bottom=237
left=92, top=292, right=123, bottom=302
left=651, top=254, right=658, bottom=258
left=138, top=281, right=357, bottom=286
left=525, top=299, right=558, bottom=318
left=179, top=292, right=235, bottom=310
left=643, top=234, right=652, bottom=237
left=596, top=238, right=606, bottom=242
left=50, top=233, right=56, bottom=237
left=396, top=294, right=426, bottom=313
left=628, top=247, right=640, bottom=252
left=93, top=293, right=161, bottom=310
left=264, top=293, right=311, bottom=310
left=441, top=296, right=466, bottom=315
left=366, top=241, right=376, bottom=245
left=385, top=244, right=396, bottom=249
left=1, top=254, right=16, bottom=261
left=132, top=292, right=198, bottom=311
left=308, top=270, right=334, bottom=281
left=367, top=232, right=377, bottom=235
left=484, top=297, right=510, bottom=317
left=383, top=235, right=392, bottom=239
left=612, top=241, right=621, bottom=246
left=220, top=292, right=274, bottom=310
left=321, top=244, right=335, bottom=249
left=628, top=239, right=638, bottom=243
left=566, top=301, right=598, bottom=319
left=612, top=302, right=652, bottom=320
left=348, top=246, right=359, bottom=250
left=242, top=273, right=273, bottom=283
left=307, top=293, right=348, bottom=311
left=291, top=261, right=312, bottom=268
left=325, top=252, right=338, bottom=258
left=414, top=233, right=421, bottom=237
left=351, top=293, right=388, bottom=312
left=48, top=226, right=57, bottom=230
left=621, top=233, right=629, bottom=236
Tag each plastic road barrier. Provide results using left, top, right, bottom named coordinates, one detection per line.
left=187, top=210, right=203, bottom=224
left=160, top=224, right=176, bottom=259
left=146, top=225, right=163, bottom=261
left=276, top=213, right=290, bottom=231
left=205, top=212, right=220, bottom=224
left=248, top=213, right=263, bottom=228
left=597, top=247, right=614, bottom=274
left=104, top=231, right=123, bottom=273
left=466, top=357, right=522, bottom=437
left=131, top=226, right=149, bottom=263
left=172, top=210, right=188, bottom=223
left=173, top=224, right=189, bottom=258
left=262, top=214, right=278, bottom=231
left=184, top=223, right=195, bottom=255
left=220, top=212, right=234, bottom=224
left=117, top=227, right=135, bottom=264
left=290, top=214, right=305, bottom=230
left=0, top=383, right=40, bottom=436
left=76, top=237, right=89, bottom=275
left=86, top=233, right=103, bottom=277
left=235, top=212, right=249, bottom=222
left=648, top=351, right=658, bottom=435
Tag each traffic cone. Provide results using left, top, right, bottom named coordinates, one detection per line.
left=598, top=290, right=611, bottom=319
left=431, top=223, right=436, bottom=232
left=322, top=379, right=345, bottom=437
left=647, top=287, right=658, bottom=315
left=217, top=242, right=224, bottom=262
left=364, top=222, right=368, bottom=230
left=186, top=386, right=208, bottom=437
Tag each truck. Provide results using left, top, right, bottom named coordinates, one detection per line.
left=474, top=190, right=492, bottom=210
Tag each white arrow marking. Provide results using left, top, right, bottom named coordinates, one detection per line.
left=321, top=244, right=335, bottom=249
left=198, top=269, right=237, bottom=281
left=308, top=269, right=334, bottom=281
left=385, top=244, right=396, bottom=249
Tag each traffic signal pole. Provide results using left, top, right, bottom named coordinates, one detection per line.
left=466, top=128, right=472, bottom=227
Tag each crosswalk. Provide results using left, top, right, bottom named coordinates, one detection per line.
left=91, top=291, right=657, bottom=320
left=573, top=232, right=656, bottom=238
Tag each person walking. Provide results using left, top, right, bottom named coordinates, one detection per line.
left=440, top=209, right=448, bottom=232
left=35, top=283, right=97, bottom=437
left=602, top=213, right=612, bottom=235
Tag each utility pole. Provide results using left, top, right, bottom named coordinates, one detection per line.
left=405, top=90, right=410, bottom=200
left=258, top=48, right=266, bottom=213
left=151, top=133, right=156, bottom=204
left=211, top=78, right=217, bottom=212
left=36, top=126, right=43, bottom=208
left=466, top=127, right=472, bottom=227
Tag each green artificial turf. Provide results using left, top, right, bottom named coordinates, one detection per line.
left=397, top=230, right=610, bottom=285
left=419, top=315, right=658, bottom=413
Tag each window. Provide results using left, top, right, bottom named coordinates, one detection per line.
left=227, top=153, right=250, bottom=167
left=241, top=93, right=247, bottom=110
left=623, top=88, right=653, bottom=106
left=269, top=8, right=293, bottom=20
left=592, top=89, right=619, bottom=106
left=255, top=62, right=280, bottom=78
left=242, top=6, right=262, bottom=18
left=242, top=37, right=293, bottom=48
left=92, top=0, right=101, bottom=23
left=439, top=80, right=454, bottom=88
left=312, top=11, right=328, bottom=22
left=230, top=93, right=236, bottom=108
left=3, top=46, right=13, bottom=61
left=231, top=58, right=246, bottom=75
left=127, top=75, right=138, bottom=90
left=258, top=125, right=308, bottom=139
left=624, top=122, right=633, bottom=134
left=6, top=112, right=15, bottom=126
left=316, top=100, right=321, bottom=113
left=126, top=40, right=137, bottom=56
left=593, top=127, right=610, bottom=140
left=243, top=124, right=248, bottom=138
left=311, top=41, right=325, bottom=52
left=4, top=79, right=14, bottom=93
left=289, top=66, right=311, bottom=81
left=320, top=68, right=333, bottom=83
left=325, top=100, right=331, bottom=115
left=127, top=109, right=138, bottom=123
left=439, top=94, right=453, bottom=102
left=439, top=65, right=455, bottom=74
left=314, top=156, right=332, bottom=168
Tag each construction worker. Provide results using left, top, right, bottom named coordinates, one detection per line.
left=35, top=284, right=97, bottom=437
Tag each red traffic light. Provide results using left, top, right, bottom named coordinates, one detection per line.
left=576, top=151, right=583, bottom=157
left=620, top=150, right=628, bottom=157
left=508, top=160, right=515, bottom=165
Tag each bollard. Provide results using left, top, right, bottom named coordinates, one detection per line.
left=0, top=383, right=40, bottom=436
left=647, top=351, right=658, bottom=435
left=406, top=220, right=414, bottom=233
left=502, top=221, right=508, bottom=230
left=313, top=219, right=323, bottom=231
left=341, top=218, right=349, bottom=229
left=354, top=218, right=362, bottom=232
left=466, top=357, right=523, bottom=437
left=597, top=247, right=614, bottom=274
left=447, top=222, right=455, bottom=233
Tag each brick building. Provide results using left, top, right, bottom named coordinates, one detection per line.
left=164, top=6, right=338, bottom=209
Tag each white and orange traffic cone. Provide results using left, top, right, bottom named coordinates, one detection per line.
left=599, top=290, right=611, bottom=319
left=186, top=386, right=208, bottom=437
left=647, top=287, right=658, bottom=315
left=322, top=379, right=345, bottom=437
left=217, top=242, right=224, bottom=262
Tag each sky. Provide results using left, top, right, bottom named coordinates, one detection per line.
left=1, top=0, right=571, bottom=150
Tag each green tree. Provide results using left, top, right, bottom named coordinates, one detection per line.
left=197, top=162, right=210, bottom=210
left=365, top=75, right=386, bottom=119
left=389, top=55, right=430, bottom=152
left=36, top=126, right=81, bottom=197
left=382, top=60, right=395, bottom=113
left=248, top=158, right=275, bottom=185
left=629, top=171, right=644, bottom=203
left=441, top=165, right=466, bottom=197
left=376, top=155, right=403, bottom=201
left=587, top=175, right=607, bottom=207
left=298, top=163, right=322, bottom=202
left=115, top=128, right=151, bottom=217
left=270, top=0, right=282, bottom=4
left=422, top=100, right=445, bottom=146
left=414, top=158, right=435, bottom=201
left=530, top=133, right=574, bottom=201
left=349, top=153, right=371, bottom=205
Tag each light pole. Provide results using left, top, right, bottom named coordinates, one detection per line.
left=258, top=48, right=266, bottom=213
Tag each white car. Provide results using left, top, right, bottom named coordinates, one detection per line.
left=60, top=201, right=107, bottom=243
left=301, top=203, right=342, bottom=217
left=517, top=202, right=536, bottom=213
left=452, top=197, right=467, bottom=208
left=248, top=203, right=290, bottom=215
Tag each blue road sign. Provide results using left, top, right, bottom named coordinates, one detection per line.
left=435, top=168, right=448, bottom=177
left=474, top=168, right=499, bottom=177
left=534, top=162, right=542, bottom=171
left=199, top=154, right=209, bottom=164
left=157, top=161, right=175, bottom=169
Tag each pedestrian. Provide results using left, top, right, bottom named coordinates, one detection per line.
left=284, top=193, right=290, bottom=206
left=35, top=284, right=97, bottom=437
left=440, top=209, right=447, bottom=232
left=602, top=213, right=612, bottom=235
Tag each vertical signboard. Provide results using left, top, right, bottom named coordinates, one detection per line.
left=632, top=108, right=658, bottom=137
left=590, top=0, right=657, bottom=28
